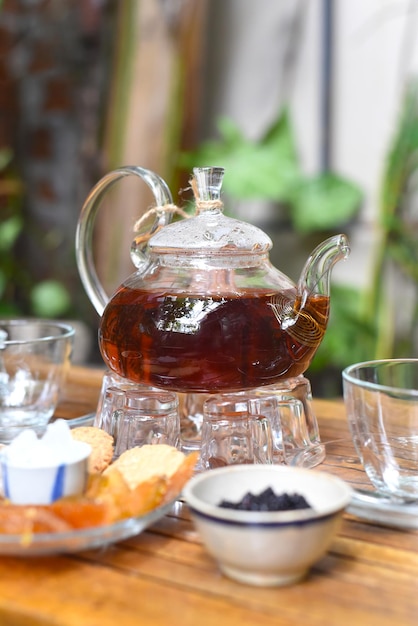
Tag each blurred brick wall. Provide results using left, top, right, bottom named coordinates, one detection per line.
left=0, top=0, right=114, bottom=337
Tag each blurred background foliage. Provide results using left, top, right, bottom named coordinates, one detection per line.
left=1, top=1, right=418, bottom=391
left=312, top=78, right=418, bottom=392
left=0, top=149, right=71, bottom=318
left=181, top=111, right=363, bottom=233
left=180, top=107, right=372, bottom=394
left=180, top=74, right=418, bottom=395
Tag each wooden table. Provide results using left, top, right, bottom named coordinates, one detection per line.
left=0, top=366, right=417, bottom=626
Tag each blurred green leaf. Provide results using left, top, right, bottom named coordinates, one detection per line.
left=368, top=79, right=418, bottom=359
left=180, top=110, right=362, bottom=232
left=387, top=235, right=418, bottom=282
left=0, top=148, right=13, bottom=172
left=180, top=110, right=302, bottom=200
left=289, top=173, right=363, bottom=233
left=30, top=281, right=71, bottom=318
left=0, top=302, right=21, bottom=316
left=380, top=80, right=418, bottom=218
left=0, top=215, right=23, bottom=252
left=311, top=285, right=377, bottom=372
left=0, top=269, right=5, bottom=298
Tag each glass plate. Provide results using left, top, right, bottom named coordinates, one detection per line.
left=319, top=439, right=418, bottom=530
left=65, top=413, right=96, bottom=428
left=348, top=489, right=418, bottom=530
left=0, top=497, right=176, bottom=556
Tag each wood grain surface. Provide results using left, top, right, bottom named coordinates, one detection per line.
left=0, top=366, right=416, bottom=626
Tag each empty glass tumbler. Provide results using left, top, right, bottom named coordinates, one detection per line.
left=200, top=383, right=325, bottom=470
left=201, top=395, right=274, bottom=470
left=94, top=372, right=180, bottom=458
left=343, top=359, right=418, bottom=500
left=0, top=319, right=74, bottom=442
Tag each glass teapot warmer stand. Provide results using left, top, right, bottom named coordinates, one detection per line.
left=95, top=372, right=325, bottom=471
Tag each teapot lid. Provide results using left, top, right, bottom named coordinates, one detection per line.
left=147, top=167, right=272, bottom=255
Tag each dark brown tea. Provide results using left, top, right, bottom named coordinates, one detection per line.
left=99, top=287, right=330, bottom=393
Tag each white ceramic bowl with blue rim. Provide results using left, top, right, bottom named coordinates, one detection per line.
left=183, top=464, right=352, bottom=587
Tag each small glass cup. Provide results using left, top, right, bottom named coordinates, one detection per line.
left=343, top=359, right=418, bottom=501
left=178, top=376, right=324, bottom=468
left=180, top=392, right=210, bottom=452
left=113, top=389, right=180, bottom=457
left=94, top=370, right=149, bottom=427
left=199, top=382, right=324, bottom=469
left=0, top=319, right=74, bottom=442
left=95, top=372, right=180, bottom=458
left=200, top=395, right=273, bottom=470
left=253, top=376, right=325, bottom=468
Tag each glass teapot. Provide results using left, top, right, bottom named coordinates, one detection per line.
left=76, top=166, right=350, bottom=394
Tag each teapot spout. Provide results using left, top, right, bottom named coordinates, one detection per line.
left=298, top=234, right=350, bottom=300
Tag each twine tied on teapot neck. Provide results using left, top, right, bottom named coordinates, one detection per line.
left=190, top=175, right=224, bottom=214
left=132, top=175, right=224, bottom=239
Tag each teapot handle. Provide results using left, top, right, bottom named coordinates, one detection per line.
left=75, top=166, right=173, bottom=316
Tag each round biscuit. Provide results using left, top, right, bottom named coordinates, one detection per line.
left=71, top=426, right=114, bottom=473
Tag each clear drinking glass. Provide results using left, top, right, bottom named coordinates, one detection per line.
left=113, top=389, right=180, bottom=458
left=343, top=359, right=418, bottom=500
left=94, top=372, right=180, bottom=458
left=94, top=370, right=155, bottom=431
left=253, top=376, right=325, bottom=468
left=200, top=395, right=273, bottom=470
left=0, top=319, right=74, bottom=442
left=180, top=392, right=210, bottom=452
